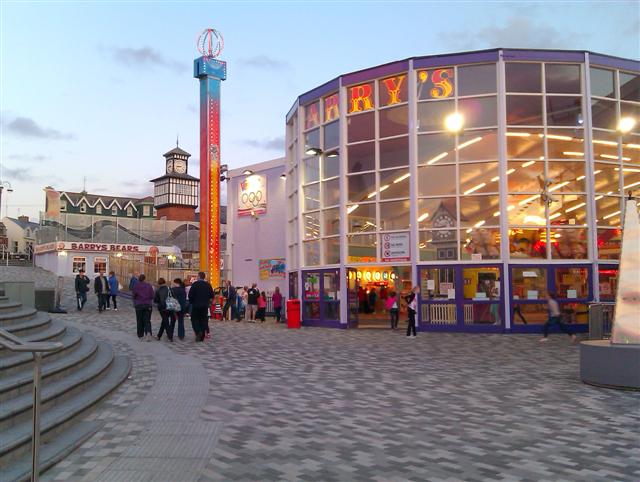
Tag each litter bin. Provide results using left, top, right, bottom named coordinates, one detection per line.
left=287, top=299, right=301, bottom=329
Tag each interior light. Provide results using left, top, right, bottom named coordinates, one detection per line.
left=464, top=183, right=486, bottom=195
left=473, top=220, right=486, bottom=228
left=618, top=117, right=636, bottom=134
left=326, top=150, right=339, bottom=158
left=347, top=204, right=359, bottom=214
left=418, top=212, right=429, bottom=222
left=456, top=136, right=482, bottom=150
left=379, top=184, right=390, bottom=192
left=367, top=191, right=377, bottom=199
left=549, top=212, right=562, bottom=220
left=549, top=181, right=570, bottom=192
left=519, top=194, right=540, bottom=206
left=521, top=161, right=536, bottom=168
left=546, top=134, right=573, bottom=141
left=427, top=152, right=448, bottom=165
left=603, top=210, right=621, bottom=220
left=305, top=147, right=323, bottom=156
left=624, top=180, right=640, bottom=189
left=523, top=215, right=546, bottom=225
left=594, top=195, right=604, bottom=200
left=626, top=143, right=640, bottom=149
left=593, top=139, right=618, bottom=146
left=565, top=202, right=586, bottom=213
left=243, top=169, right=253, bottom=175
left=576, top=175, right=585, bottom=181
left=444, top=112, right=464, bottom=132
left=393, top=173, right=411, bottom=183
left=491, top=176, right=500, bottom=182
left=600, top=154, right=631, bottom=161
left=506, top=132, right=531, bottom=137
left=562, top=151, right=583, bottom=157
left=506, top=168, right=516, bottom=175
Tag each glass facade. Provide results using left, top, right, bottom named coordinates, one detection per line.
left=285, top=49, right=639, bottom=331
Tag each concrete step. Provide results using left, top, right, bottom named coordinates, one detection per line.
left=0, top=341, right=115, bottom=431
left=0, top=333, right=97, bottom=402
left=3, top=421, right=99, bottom=482
left=0, top=307, right=39, bottom=326
left=0, top=354, right=131, bottom=467
left=2, top=312, right=52, bottom=338
left=0, top=301, right=23, bottom=313
left=0, top=319, right=65, bottom=360
left=0, top=327, right=83, bottom=375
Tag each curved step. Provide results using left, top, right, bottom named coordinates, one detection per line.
left=3, top=421, right=99, bottom=482
left=0, top=327, right=83, bottom=373
left=0, top=341, right=115, bottom=429
left=0, top=308, right=38, bottom=326
left=0, top=333, right=97, bottom=401
left=2, top=312, right=52, bottom=337
left=0, top=354, right=131, bottom=461
left=0, top=301, right=23, bottom=313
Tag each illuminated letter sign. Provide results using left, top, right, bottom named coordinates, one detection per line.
left=417, top=68, right=455, bottom=99
left=305, top=102, right=320, bottom=130
left=324, top=93, right=339, bottom=122
left=381, top=75, right=407, bottom=106
left=348, top=83, right=374, bottom=113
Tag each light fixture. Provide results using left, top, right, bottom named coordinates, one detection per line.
left=243, top=169, right=253, bottom=176
left=456, top=136, right=482, bottom=150
left=427, top=152, right=448, bottom=165
left=280, top=173, right=286, bottom=179
left=417, top=212, right=429, bottom=222
left=618, top=116, right=636, bottom=134
left=220, top=175, right=230, bottom=181
left=444, top=112, right=464, bottom=133
left=305, top=146, right=323, bottom=156
left=326, top=150, right=339, bottom=158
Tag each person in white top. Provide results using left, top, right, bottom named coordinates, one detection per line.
left=405, top=286, right=420, bottom=338
left=540, top=291, right=577, bottom=342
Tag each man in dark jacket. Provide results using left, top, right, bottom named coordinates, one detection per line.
left=74, top=269, right=90, bottom=311
left=247, top=283, right=260, bottom=322
left=94, top=271, right=109, bottom=313
left=132, top=274, right=154, bottom=341
left=188, top=272, right=214, bottom=342
left=222, top=280, right=239, bottom=322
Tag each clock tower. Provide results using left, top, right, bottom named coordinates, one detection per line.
left=151, top=144, right=199, bottom=221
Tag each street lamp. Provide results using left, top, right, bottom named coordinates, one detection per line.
left=0, top=181, right=13, bottom=219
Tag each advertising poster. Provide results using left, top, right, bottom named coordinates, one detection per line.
left=380, top=232, right=410, bottom=262
left=238, top=174, right=267, bottom=217
left=259, top=258, right=286, bottom=280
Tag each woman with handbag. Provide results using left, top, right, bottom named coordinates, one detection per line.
left=171, top=278, right=187, bottom=341
left=405, top=286, right=420, bottom=338
left=154, top=278, right=174, bottom=342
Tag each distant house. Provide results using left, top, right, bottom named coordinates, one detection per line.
left=2, top=215, right=40, bottom=257
left=53, top=191, right=157, bottom=219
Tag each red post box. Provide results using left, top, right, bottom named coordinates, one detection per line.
left=286, top=299, right=301, bottom=329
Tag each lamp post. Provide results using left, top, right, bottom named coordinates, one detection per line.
left=0, top=180, right=13, bottom=219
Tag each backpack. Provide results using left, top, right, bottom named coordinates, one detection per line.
left=165, top=288, right=181, bottom=312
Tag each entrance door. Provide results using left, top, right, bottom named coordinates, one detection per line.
left=347, top=268, right=359, bottom=329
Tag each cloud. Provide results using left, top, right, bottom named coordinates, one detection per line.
left=3, top=167, right=36, bottom=181
left=187, top=104, right=197, bottom=113
left=6, top=153, right=50, bottom=162
left=108, top=46, right=185, bottom=73
left=238, top=54, right=290, bottom=70
left=2, top=116, right=74, bottom=140
left=440, top=16, right=584, bottom=51
left=238, top=136, right=285, bottom=151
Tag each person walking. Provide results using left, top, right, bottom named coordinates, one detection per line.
left=256, top=291, right=267, bottom=322
left=247, top=283, right=260, bottom=322
left=239, top=286, right=249, bottom=321
left=368, top=288, right=377, bottom=314
left=171, top=278, right=187, bottom=341
left=540, top=292, right=577, bottom=343
left=154, top=278, right=173, bottom=341
left=74, top=269, right=90, bottom=311
left=132, top=274, right=154, bottom=341
left=272, top=287, right=283, bottom=323
left=222, top=280, right=239, bottom=322
left=188, top=272, right=214, bottom=342
left=129, top=272, right=139, bottom=292
left=405, top=286, right=419, bottom=338
left=386, top=291, right=399, bottom=330
left=107, top=271, right=119, bottom=311
left=94, top=271, right=109, bottom=313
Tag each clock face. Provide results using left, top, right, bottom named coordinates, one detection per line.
left=433, top=214, right=453, bottom=228
left=174, top=160, right=187, bottom=174
left=166, top=160, right=174, bottom=173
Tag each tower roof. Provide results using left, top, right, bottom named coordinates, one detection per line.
left=163, top=146, right=191, bottom=158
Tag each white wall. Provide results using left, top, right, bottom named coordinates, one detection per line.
left=35, top=251, right=111, bottom=278
left=228, top=161, right=287, bottom=294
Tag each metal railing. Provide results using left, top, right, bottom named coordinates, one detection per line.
left=587, top=302, right=616, bottom=340
left=0, top=327, right=63, bottom=481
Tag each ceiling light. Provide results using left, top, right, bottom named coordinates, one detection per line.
left=444, top=112, right=464, bottom=133
left=624, top=180, right=640, bottom=189
left=393, top=173, right=410, bottom=183
left=603, top=210, right=621, bottom=220
left=562, top=151, right=583, bottom=157
left=456, top=136, right=482, bottom=150
left=521, top=161, right=536, bottom=168
left=506, top=132, right=531, bottom=137
left=593, top=139, right=618, bottom=147
left=546, top=134, right=573, bottom=141
left=427, top=152, right=448, bottom=165
left=243, top=169, right=253, bottom=175
left=565, top=202, right=586, bottom=213
left=464, top=183, right=486, bottom=195
left=305, top=147, right=322, bottom=156
left=618, top=117, right=636, bottom=134
left=473, top=220, right=486, bottom=228
left=347, top=205, right=359, bottom=214
left=549, top=212, right=562, bottom=220
left=418, top=212, right=429, bottom=222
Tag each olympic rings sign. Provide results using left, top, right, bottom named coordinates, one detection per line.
left=238, top=174, right=267, bottom=217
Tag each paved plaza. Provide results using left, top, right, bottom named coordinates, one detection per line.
left=4, top=273, right=637, bottom=481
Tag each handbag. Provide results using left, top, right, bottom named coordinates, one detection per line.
left=165, top=288, right=181, bottom=312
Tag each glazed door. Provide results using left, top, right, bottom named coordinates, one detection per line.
left=347, top=268, right=359, bottom=328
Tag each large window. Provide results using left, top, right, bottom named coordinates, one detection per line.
left=72, top=257, right=86, bottom=274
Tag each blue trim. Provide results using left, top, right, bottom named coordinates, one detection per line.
left=342, top=60, right=410, bottom=87
left=502, top=49, right=584, bottom=63
left=589, top=54, right=640, bottom=73
left=299, top=79, right=339, bottom=106
left=414, top=50, right=499, bottom=69
left=302, top=319, right=346, bottom=329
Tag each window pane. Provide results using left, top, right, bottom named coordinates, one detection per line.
left=506, top=129, right=544, bottom=158
left=506, top=63, right=542, bottom=93
left=620, top=72, right=640, bottom=102
left=347, top=203, right=376, bottom=232
left=461, top=229, right=500, bottom=260
left=303, top=156, right=319, bottom=183
left=545, top=64, right=581, bottom=94
left=380, top=200, right=410, bottom=230
left=322, top=153, right=340, bottom=179
left=323, top=238, right=340, bottom=264
left=592, top=130, right=620, bottom=159
left=379, top=74, right=408, bottom=106
left=591, top=98, right=618, bottom=130
left=347, top=82, right=375, bottom=113
left=323, top=121, right=339, bottom=149
left=554, top=267, right=589, bottom=298
left=305, top=102, right=320, bottom=130
left=596, top=196, right=622, bottom=226
left=511, top=267, right=548, bottom=298
left=303, top=184, right=320, bottom=210
left=620, top=102, right=640, bottom=135
left=594, top=162, right=620, bottom=194
left=508, top=195, right=546, bottom=225
left=597, top=229, right=622, bottom=260
left=304, top=241, right=320, bottom=266
left=459, top=195, right=499, bottom=227
left=304, top=128, right=320, bottom=150
left=508, top=160, right=544, bottom=192
left=622, top=139, right=640, bottom=165
left=418, top=165, right=457, bottom=197
left=379, top=105, right=408, bottom=138
left=347, top=142, right=375, bottom=173
left=415, top=198, right=453, bottom=230
left=417, top=99, right=455, bottom=132
left=458, top=64, right=496, bottom=96
left=550, top=228, right=588, bottom=259
left=590, top=68, right=615, bottom=98
left=323, top=178, right=340, bottom=207
left=380, top=136, right=409, bottom=169
left=622, top=166, right=640, bottom=192
left=509, top=229, right=547, bottom=259
left=506, top=95, right=543, bottom=125
left=324, top=208, right=339, bottom=236
left=546, top=129, right=584, bottom=159
left=549, top=195, right=588, bottom=225
left=459, top=162, right=500, bottom=194
left=418, top=132, right=455, bottom=165
left=379, top=167, right=410, bottom=200
left=546, top=96, right=582, bottom=126
left=547, top=162, right=586, bottom=192
left=347, top=233, right=377, bottom=262
left=348, top=172, right=375, bottom=203
left=417, top=68, right=455, bottom=100
left=303, top=211, right=320, bottom=239
left=458, top=96, right=497, bottom=128
left=457, top=129, right=498, bottom=161
left=419, top=230, right=458, bottom=261
left=347, top=111, right=374, bottom=143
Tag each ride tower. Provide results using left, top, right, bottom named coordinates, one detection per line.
left=194, top=28, right=226, bottom=287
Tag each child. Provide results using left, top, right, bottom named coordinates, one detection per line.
left=213, top=294, right=223, bottom=321
left=385, top=291, right=399, bottom=330
left=256, top=291, right=267, bottom=322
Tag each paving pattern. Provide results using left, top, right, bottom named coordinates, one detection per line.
left=29, top=275, right=640, bottom=481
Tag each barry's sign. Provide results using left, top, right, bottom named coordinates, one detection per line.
left=70, top=243, right=140, bottom=252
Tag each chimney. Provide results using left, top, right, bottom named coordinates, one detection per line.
left=18, top=215, right=30, bottom=222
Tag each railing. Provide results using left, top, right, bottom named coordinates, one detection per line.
left=587, top=302, right=616, bottom=340
left=0, top=327, right=63, bottom=482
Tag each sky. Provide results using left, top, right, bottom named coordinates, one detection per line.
left=1, top=0, right=638, bottom=220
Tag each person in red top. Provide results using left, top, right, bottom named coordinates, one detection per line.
left=272, top=287, right=283, bottom=323
left=256, top=291, right=267, bottom=322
